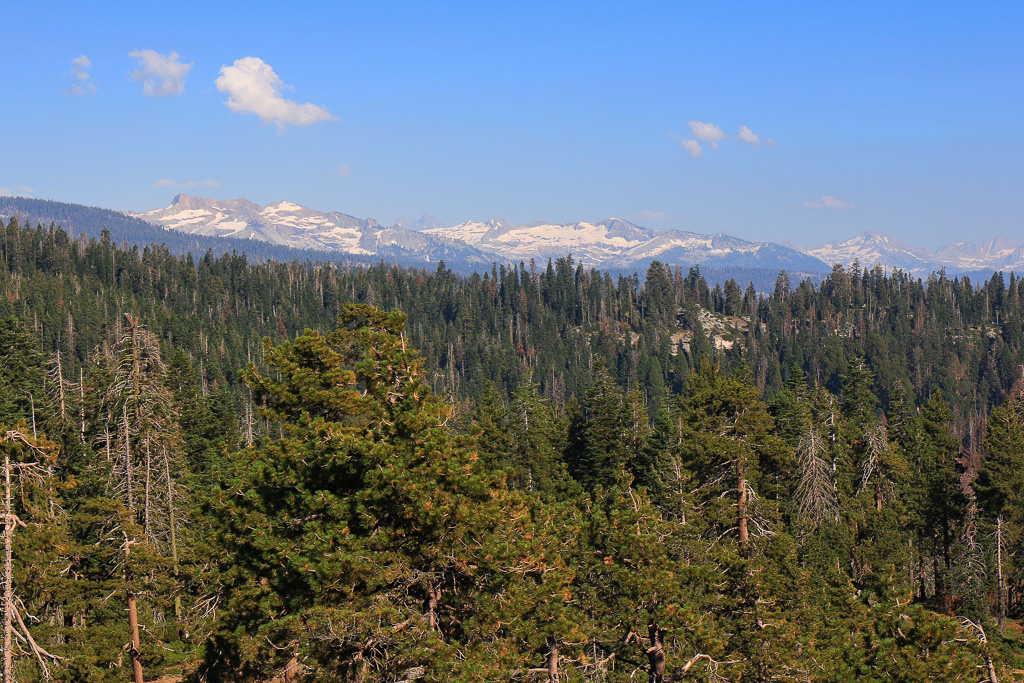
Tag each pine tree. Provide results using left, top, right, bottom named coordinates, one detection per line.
left=977, top=396, right=1024, bottom=631
left=0, top=318, right=46, bottom=428
left=203, top=305, right=571, bottom=681
left=673, top=361, right=801, bottom=680
left=566, top=360, right=630, bottom=490
left=569, top=476, right=706, bottom=683
left=907, top=393, right=966, bottom=613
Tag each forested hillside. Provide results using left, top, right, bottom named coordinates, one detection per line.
left=0, top=215, right=1022, bottom=681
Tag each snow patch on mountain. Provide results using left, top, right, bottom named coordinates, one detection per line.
left=130, top=194, right=486, bottom=264
left=132, top=195, right=827, bottom=274
left=426, top=219, right=825, bottom=272
left=797, top=231, right=1024, bottom=276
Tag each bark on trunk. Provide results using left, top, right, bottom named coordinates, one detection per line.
left=426, top=582, right=440, bottom=630
left=647, top=623, right=665, bottom=683
left=997, top=515, right=1005, bottom=636
left=283, top=641, right=299, bottom=682
left=737, top=460, right=749, bottom=555
left=3, top=452, right=12, bottom=683
left=125, top=577, right=144, bottom=683
left=125, top=556, right=144, bottom=683
left=546, top=638, right=559, bottom=682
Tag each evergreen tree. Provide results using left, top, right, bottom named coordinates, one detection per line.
left=977, top=396, right=1024, bottom=629
left=0, top=318, right=46, bottom=428
left=202, top=305, right=570, bottom=681
left=907, top=393, right=966, bottom=613
left=673, top=361, right=801, bottom=680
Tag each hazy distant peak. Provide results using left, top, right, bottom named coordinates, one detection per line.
left=394, top=214, right=447, bottom=231
left=169, top=193, right=262, bottom=214
left=133, top=194, right=1024, bottom=280
left=796, top=230, right=1024, bottom=276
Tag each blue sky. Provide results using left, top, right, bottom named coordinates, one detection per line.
left=2, top=0, right=1022, bottom=249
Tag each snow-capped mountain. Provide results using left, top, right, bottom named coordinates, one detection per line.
left=423, top=218, right=652, bottom=265
left=132, top=196, right=829, bottom=275
left=606, top=229, right=828, bottom=272
left=130, top=195, right=486, bottom=265
left=933, top=237, right=1024, bottom=273
left=129, top=196, right=1024, bottom=279
left=799, top=232, right=935, bottom=274
left=796, top=232, right=1024, bottom=276
left=133, top=194, right=382, bottom=253
left=424, top=218, right=826, bottom=273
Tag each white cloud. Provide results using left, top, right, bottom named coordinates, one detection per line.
left=130, top=49, right=193, bottom=97
left=803, top=195, right=853, bottom=210
left=688, top=121, right=726, bottom=149
left=679, top=138, right=703, bottom=158
left=0, top=185, right=34, bottom=197
left=65, top=55, right=96, bottom=96
left=737, top=125, right=761, bottom=146
left=216, top=57, right=336, bottom=129
left=676, top=121, right=776, bottom=157
left=71, top=55, right=91, bottom=73
left=153, top=178, right=221, bottom=188
left=333, top=164, right=352, bottom=177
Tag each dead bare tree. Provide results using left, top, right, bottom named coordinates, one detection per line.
left=1, top=430, right=63, bottom=682
left=958, top=617, right=1000, bottom=683
left=44, top=354, right=73, bottom=434
left=994, top=515, right=1007, bottom=635
left=856, top=423, right=897, bottom=511
left=794, top=427, right=838, bottom=530
left=96, top=315, right=188, bottom=683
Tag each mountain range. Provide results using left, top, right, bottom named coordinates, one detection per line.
left=793, top=232, right=1024, bottom=278
left=3, top=194, right=1020, bottom=281
left=131, top=195, right=827, bottom=276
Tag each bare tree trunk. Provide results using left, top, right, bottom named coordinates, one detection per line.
left=283, top=641, right=299, bottom=682
left=123, top=406, right=134, bottom=513
left=164, top=448, right=181, bottom=621
left=144, top=442, right=152, bottom=541
left=647, top=623, right=665, bottom=683
left=426, top=582, right=440, bottom=630
left=122, top=327, right=145, bottom=683
left=79, top=370, right=86, bottom=444
left=546, top=638, right=559, bottom=682
left=28, top=393, right=36, bottom=439
left=54, top=353, right=67, bottom=424
left=986, top=653, right=1000, bottom=683
left=124, top=535, right=144, bottom=683
left=737, top=461, right=749, bottom=554
left=997, top=515, right=1005, bottom=636
left=3, top=451, right=12, bottom=683
left=244, top=389, right=255, bottom=448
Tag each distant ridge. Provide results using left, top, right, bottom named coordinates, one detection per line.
left=424, top=217, right=828, bottom=274
left=130, top=194, right=491, bottom=267
left=0, top=196, right=491, bottom=271
left=0, top=196, right=352, bottom=264
left=131, top=195, right=829, bottom=278
left=5, top=194, right=1020, bottom=282
left=794, top=231, right=1024, bottom=277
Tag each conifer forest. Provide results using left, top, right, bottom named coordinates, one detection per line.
left=2, top=215, right=1024, bottom=682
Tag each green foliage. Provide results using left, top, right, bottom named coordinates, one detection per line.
left=0, top=317, right=46, bottom=426
left=204, top=305, right=571, bottom=681
left=0, top=212, right=1021, bottom=679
